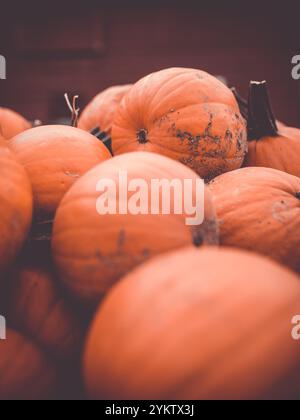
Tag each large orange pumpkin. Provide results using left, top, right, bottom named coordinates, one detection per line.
left=78, top=85, right=132, bottom=135
left=209, top=167, right=300, bottom=273
left=243, top=81, right=300, bottom=177
left=111, top=68, right=247, bottom=180
left=84, top=246, right=300, bottom=400
left=0, top=107, right=31, bottom=139
left=10, top=125, right=111, bottom=237
left=0, top=329, right=57, bottom=400
left=8, top=265, right=85, bottom=361
left=0, top=142, right=33, bottom=276
left=52, top=151, right=219, bottom=305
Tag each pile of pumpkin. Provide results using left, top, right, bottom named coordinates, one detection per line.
left=0, top=68, right=300, bottom=400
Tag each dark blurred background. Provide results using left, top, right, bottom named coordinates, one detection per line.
left=1, top=0, right=300, bottom=125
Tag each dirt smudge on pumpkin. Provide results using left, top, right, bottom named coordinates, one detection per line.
left=117, top=229, right=126, bottom=249
left=175, top=114, right=222, bottom=152
left=174, top=113, right=228, bottom=179
left=153, top=109, right=176, bottom=128
left=95, top=230, right=152, bottom=273
left=64, top=171, right=80, bottom=178
left=196, top=72, right=205, bottom=80
left=272, top=201, right=290, bottom=223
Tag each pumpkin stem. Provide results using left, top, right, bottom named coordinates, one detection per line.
left=32, top=119, right=43, bottom=128
left=247, top=81, right=279, bottom=141
left=137, top=129, right=148, bottom=144
left=90, top=126, right=112, bottom=154
left=296, top=192, right=300, bottom=200
left=64, top=93, right=80, bottom=128
left=231, top=87, right=248, bottom=121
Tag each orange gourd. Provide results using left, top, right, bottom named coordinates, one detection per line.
left=84, top=246, right=300, bottom=400
left=112, top=68, right=247, bottom=180
left=243, top=81, right=300, bottom=177
left=78, top=85, right=132, bottom=135
left=52, top=151, right=219, bottom=306
left=0, top=107, right=31, bottom=139
left=8, top=265, right=85, bottom=361
left=0, top=142, right=33, bottom=276
left=209, top=167, right=300, bottom=273
left=0, top=329, right=57, bottom=400
left=10, top=125, right=111, bottom=238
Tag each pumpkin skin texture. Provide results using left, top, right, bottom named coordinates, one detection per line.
left=0, top=107, right=31, bottom=140
left=243, top=81, right=300, bottom=178
left=209, top=167, right=300, bottom=273
left=84, top=247, right=300, bottom=400
left=0, top=329, right=57, bottom=400
left=78, top=85, right=132, bottom=135
left=52, top=151, right=219, bottom=306
left=111, top=68, right=247, bottom=181
left=8, top=265, right=85, bottom=362
left=0, top=143, right=33, bottom=276
left=245, top=125, right=300, bottom=178
left=10, top=125, right=111, bottom=228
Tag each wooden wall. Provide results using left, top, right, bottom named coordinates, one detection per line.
left=1, top=0, right=300, bottom=126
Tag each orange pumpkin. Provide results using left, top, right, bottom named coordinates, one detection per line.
left=243, top=81, right=300, bottom=177
left=8, top=265, right=85, bottom=361
left=209, top=167, right=300, bottom=273
left=111, top=68, right=247, bottom=180
left=0, top=107, right=31, bottom=139
left=52, top=151, right=219, bottom=306
left=0, top=329, right=57, bottom=400
left=10, top=125, right=111, bottom=237
left=0, top=142, right=33, bottom=276
left=84, top=246, right=300, bottom=400
left=78, top=85, right=132, bottom=135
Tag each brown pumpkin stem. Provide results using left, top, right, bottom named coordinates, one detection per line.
left=90, top=126, right=112, bottom=154
left=137, top=129, right=148, bottom=144
left=64, top=93, right=80, bottom=128
left=296, top=192, right=300, bottom=200
left=247, top=81, right=279, bottom=141
left=231, top=87, right=248, bottom=121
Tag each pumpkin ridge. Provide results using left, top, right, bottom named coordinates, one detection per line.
left=148, top=102, right=241, bottom=134
left=147, top=70, right=200, bottom=113
left=149, top=84, right=238, bottom=124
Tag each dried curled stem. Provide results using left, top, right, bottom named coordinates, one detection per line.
left=64, top=93, right=80, bottom=128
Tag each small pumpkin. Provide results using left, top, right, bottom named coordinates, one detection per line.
left=8, top=265, right=85, bottom=362
left=78, top=85, right=132, bottom=135
left=243, top=81, right=300, bottom=177
left=0, top=329, right=57, bottom=400
left=0, top=142, right=33, bottom=276
left=84, top=246, right=300, bottom=400
left=209, top=167, right=300, bottom=273
left=0, top=107, right=31, bottom=139
left=52, top=151, right=219, bottom=306
left=111, top=68, right=247, bottom=180
left=10, top=125, right=111, bottom=238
